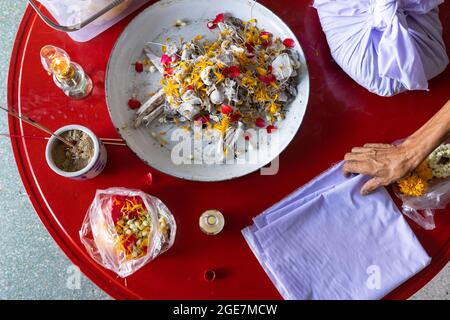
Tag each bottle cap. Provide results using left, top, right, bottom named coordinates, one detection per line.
left=199, top=209, right=225, bottom=235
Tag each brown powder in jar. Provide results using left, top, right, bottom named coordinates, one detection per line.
left=51, top=130, right=94, bottom=172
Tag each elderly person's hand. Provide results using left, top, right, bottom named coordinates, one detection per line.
left=344, top=142, right=419, bottom=195
left=344, top=99, right=450, bottom=195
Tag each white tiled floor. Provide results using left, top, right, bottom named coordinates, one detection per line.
left=0, top=0, right=448, bottom=300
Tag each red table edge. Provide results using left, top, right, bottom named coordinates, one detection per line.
left=7, top=4, right=450, bottom=301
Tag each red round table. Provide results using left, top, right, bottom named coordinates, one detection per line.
left=7, top=1, right=450, bottom=300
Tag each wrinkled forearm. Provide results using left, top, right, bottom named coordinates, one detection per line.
left=404, top=99, right=450, bottom=167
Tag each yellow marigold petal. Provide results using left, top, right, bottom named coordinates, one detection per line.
left=269, top=102, right=280, bottom=114
left=397, top=174, right=428, bottom=197
left=193, top=35, right=204, bottom=42
left=256, top=67, right=267, bottom=76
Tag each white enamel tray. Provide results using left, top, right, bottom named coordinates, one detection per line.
left=106, top=0, right=309, bottom=181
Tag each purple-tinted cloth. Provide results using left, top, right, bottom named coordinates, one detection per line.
left=253, top=162, right=349, bottom=229
left=242, top=161, right=431, bottom=300
left=313, top=0, right=448, bottom=96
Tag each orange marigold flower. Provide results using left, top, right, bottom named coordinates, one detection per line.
left=415, top=160, right=433, bottom=181
left=397, top=174, right=428, bottom=197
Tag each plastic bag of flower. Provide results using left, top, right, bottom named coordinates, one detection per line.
left=313, top=0, right=448, bottom=96
left=395, top=141, right=450, bottom=230
left=79, top=188, right=176, bottom=277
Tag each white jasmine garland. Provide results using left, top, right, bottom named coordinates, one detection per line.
left=427, top=144, right=450, bottom=178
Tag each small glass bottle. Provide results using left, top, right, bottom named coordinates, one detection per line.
left=40, top=45, right=93, bottom=99
left=199, top=210, right=225, bottom=235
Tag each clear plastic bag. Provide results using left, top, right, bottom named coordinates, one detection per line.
left=36, top=0, right=149, bottom=42
left=79, top=188, right=176, bottom=277
left=394, top=141, right=450, bottom=230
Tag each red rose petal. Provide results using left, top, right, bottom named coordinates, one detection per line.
left=135, top=61, right=144, bottom=73
left=245, top=43, right=255, bottom=57
left=244, top=133, right=252, bottom=141
left=258, top=74, right=277, bottom=85
left=128, top=98, right=141, bottom=110
left=262, top=39, right=272, bottom=48
left=230, top=113, right=241, bottom=122
left=267, top=74, right=277, bottom=82
left=164, top=67, right=173, bottom=78
left=221, top=104, right=234, bottom=115
left=111, top=195, right=127, bottom=223
left=255, top=117, right=266, bottom=128
left=222, top=66, right=240, bottom=78
left=214, top=13, right=225, bottom=24
left=132, top=196, right=144, bottom=206
left=111, top=195, right=121, bottom=202
left=260, top=32, right=272, bottom=47
left=194, top=114, right=210, bottom=124
left=161, top=54, right=172, bottom=66
left=112, top=195, right=126, bottom=205
left=283, top=38, right=295, bottom=48
left=111, top=206, right=122, bottom=224
left=245, top=42, right=255, bottom=53
left=266, top=125, right=277, bottom=134
left=207, top=13, right=224, bottom=29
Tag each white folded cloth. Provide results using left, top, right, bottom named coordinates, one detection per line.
left=242, top=162, right=431, bottom=300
